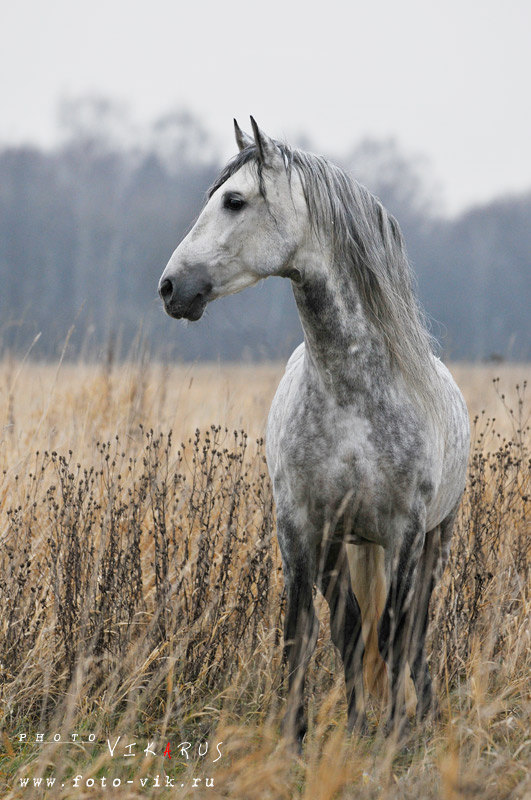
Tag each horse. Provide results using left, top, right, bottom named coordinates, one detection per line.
left=158, top=117, right=470, bottom=747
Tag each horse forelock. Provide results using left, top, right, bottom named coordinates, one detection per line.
left=209, top=142, right=441, bottom=413
left=208, top=146, right=269, bottom=201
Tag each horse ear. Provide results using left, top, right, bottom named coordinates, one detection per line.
left=250, top=116, right=280, bottom=166
left=233, top=119, right=253, bottom=151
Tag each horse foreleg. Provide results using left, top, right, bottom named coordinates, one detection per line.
left=281, top=551, right=319, bottom=748
left=409, top=509, right=457, bottom=721
left=319, top=538, right=367, bottom=733
left=378, top=510, right=425, bottom=733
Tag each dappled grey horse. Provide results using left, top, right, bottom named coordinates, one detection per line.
left=158, top=118, right=470, bottom=746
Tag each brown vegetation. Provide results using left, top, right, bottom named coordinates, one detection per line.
left=0, top=358, right=529, bottom=798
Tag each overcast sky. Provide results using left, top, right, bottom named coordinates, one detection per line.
left=2, top=0, right=530, bottom=214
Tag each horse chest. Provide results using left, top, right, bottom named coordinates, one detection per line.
left=269, top=387, right=423, bottom=547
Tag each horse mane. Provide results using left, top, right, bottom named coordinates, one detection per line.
left=209, top=143, right=441, bottom=409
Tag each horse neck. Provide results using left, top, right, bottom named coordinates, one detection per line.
left=291, top=253, right=393, bottom=401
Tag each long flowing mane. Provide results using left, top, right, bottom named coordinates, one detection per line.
left=210, top=143, right=440, bottom=408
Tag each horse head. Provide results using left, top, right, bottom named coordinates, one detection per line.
left=158, top=118, right=307, bottom=321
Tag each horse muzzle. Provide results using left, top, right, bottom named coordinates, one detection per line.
left=158, top=269, right=213, bottom=321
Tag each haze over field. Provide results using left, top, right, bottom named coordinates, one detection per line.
left=0, top=103, right=529, bottom=362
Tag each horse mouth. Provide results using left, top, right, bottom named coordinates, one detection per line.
left=165, top=293, right=207, bottom=321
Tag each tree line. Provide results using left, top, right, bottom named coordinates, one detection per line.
left=0, top=99, right=529, bottom=361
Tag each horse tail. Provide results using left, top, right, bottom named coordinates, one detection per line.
left=348, top=543, right=417, bottom=712
left=348, top=543, right=389, bottom=700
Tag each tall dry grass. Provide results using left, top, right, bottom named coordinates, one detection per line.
left=0, top=356, right=529, bottom=799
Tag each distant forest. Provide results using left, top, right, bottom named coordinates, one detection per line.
left=1, top=98, right=529, bottom=362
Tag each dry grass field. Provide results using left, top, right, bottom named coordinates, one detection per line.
left=0, top=355, right=529, bottom=799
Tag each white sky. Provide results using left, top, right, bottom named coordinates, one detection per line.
left=2, top=0, right=530, bottom=213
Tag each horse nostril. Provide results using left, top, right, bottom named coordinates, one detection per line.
left=159, top=278, right=173, bottom=302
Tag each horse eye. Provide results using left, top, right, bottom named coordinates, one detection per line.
left=223, top=193, right=245, bottom=212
